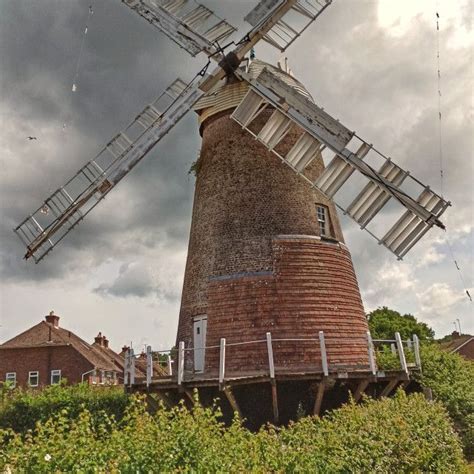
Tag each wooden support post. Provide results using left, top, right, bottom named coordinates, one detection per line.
left=154, top=392, right=174, bottom=409
left=184, top=389, right=195, bottom=405
left=266, top=332, right=275, bottom=379
left=381, top=378, right=399, bottom=397
left=223, top=385, right=242, bottom=419
left=366, top=331, right=376, bottom=375
left=352, top=379, right=370, bottom=403
left=146, top=393, right=159, bottom=411
left=177, top=341, right=185, bottom=386
left=313, top=380, right=326, bottom=416
left=270, top=382, right=279, bottom=424
left=219, top=338, right=226, bottom=389
left=167, top=354, right=173, bottom=376
left=266, top=332, right=279, bottom=424
left=129, top=348, right=135, bottom=386
left=124, top=350, right=129, bottom=386
left=395, top=332, right=408, bottom=375
left=413, top=334, right=422, bottom=372
left=146, top=345, right=152, bottom=387
left=319, top=331, right=328, bottom=376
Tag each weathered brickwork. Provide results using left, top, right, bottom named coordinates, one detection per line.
left=204, top=238, right=369, bottom=374
left=177, top=72, right=368, bottom=375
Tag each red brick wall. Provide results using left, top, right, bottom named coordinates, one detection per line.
left=0, top=346, right=94, bottom=388
left=204, top=238, right=369, bottom=374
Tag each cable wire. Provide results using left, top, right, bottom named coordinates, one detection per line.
left=435, top=6, right=472, bottom=302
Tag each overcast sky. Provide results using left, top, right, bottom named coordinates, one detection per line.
left=0, top=0, right=472, bottom=352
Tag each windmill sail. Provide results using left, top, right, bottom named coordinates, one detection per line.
left=14, top=78, right=203, bottom=263
left=121, top=0, right=236, bottom=57
left=231, top=67, right=450, bottom=258
left=244, top=0, right=332, bottom=52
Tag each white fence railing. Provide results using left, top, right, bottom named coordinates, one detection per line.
left=123, top=331, right=422, bottom=387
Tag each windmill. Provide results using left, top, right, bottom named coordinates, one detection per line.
left=14, top=0, right=449, bottom=423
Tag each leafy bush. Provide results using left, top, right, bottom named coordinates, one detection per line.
left=416, top=344, right=474, bottom=460
left=368, top=306, right=434, bottom=341
left=0, top=391, right=466, bottom=473
left=0, top=382, right=129, bottom=434
left=375, top=344, right=416, bottom=371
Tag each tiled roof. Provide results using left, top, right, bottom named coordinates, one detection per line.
left=1, top=321, right=121, bottom=371
left=439, top=335, right=474, bottom=353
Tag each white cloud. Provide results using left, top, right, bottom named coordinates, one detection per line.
left=416, top=282, right=468, bottom=323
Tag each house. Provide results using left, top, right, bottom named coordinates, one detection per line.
left=0, top=311, right=124, bottom=388
left=439, top=331, right=474, bottom=361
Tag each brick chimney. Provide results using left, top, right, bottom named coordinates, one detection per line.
left=45, top=310, right=60, bottom=328
left=94, top=332, right=103, bottom=346
left=120, top=345, right=130, bottom=356
left=103, top=337, right=109, bottom=349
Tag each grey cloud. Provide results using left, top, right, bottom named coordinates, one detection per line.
left=1, top=1, right=472, bottom=337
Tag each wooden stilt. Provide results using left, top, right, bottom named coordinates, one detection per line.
left=352, top=379, right=370, bottom=402
left=270, top=381, right=279, bottom=424
left=223, top=385, right=242, bottom=419
left=380, top=378, right=399, bottom=397
left=150, top=391, right=173, bottom=409
left=184, top=388, right=195, bottom=404
left=313, top=380, right=325, bottom=416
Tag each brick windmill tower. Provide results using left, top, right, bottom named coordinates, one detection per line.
left=15, top=0, right=448, bottom=423
left=177, top=59, right=369, bottom=378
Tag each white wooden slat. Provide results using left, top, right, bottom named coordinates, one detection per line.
left=347, top=160, right=408, bottom=228
left=135, top=105, right=161, bottom=129
left=257, top=109, right=293, bottom=149
left=160, top=0, right=187, bottom=15
left=180, top=5, right=212, bottom=28
left=204, top=21, right=235, bottom=43
left=231, top=89, right=267, bottom=128
left=285, top=132, right=321, bottom=172
left=106, top=132, right=133, bottom=158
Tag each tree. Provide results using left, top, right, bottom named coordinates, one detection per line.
left=367, top=306, right=435, bottom=341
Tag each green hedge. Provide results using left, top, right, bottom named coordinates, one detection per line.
left=0, top=391, right=466, bottom=473
left=0, top=382, right=129, bottom=434
left=415, top=344, right=474, bottom=460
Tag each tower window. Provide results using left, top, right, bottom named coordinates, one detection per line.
left=317, top=205, right=328, bottom=236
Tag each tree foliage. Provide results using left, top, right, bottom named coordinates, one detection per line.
left=0, top=391, right=466, bottom=473
left=367, top=306, right=435, bottom=341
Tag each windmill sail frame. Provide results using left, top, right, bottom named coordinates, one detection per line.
left=231, top=67, right=449, bottom=258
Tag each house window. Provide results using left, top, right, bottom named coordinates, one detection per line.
left=317, top=205, right=328, bottom=236
left=51, top=370, right=61, bottom=385
left=5, top=372, right=16, bottom=388
left=28, top=371, right=39, bottom=387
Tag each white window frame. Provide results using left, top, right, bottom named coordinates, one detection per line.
left=50, top=369, right=61, bottom=385
left=5, top=372, right=16, bottom=388
left=317, top=205, right=327, bottom=236
left=28, top=371, right=39, bottom=387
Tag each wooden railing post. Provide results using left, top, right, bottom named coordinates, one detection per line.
left=413, top=334, right=422, bottom=372
left=219, top=338, right=226, bottom=388
left=366, top=331, right=376, bottom=375
left=177, top=341, right=185, bottom=386
left=146, top=345, right=152, bottom=387
left=395, top=332, right=408, bottom=374
left=124, top=350, right=129, bottom=386
left=129, top=348, right=135, bottom=386
left=266, top=332, right=275, bottom=379
left=167, top=354, right=173, bottom=376
left=319, top=331, right=328, bottom=376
